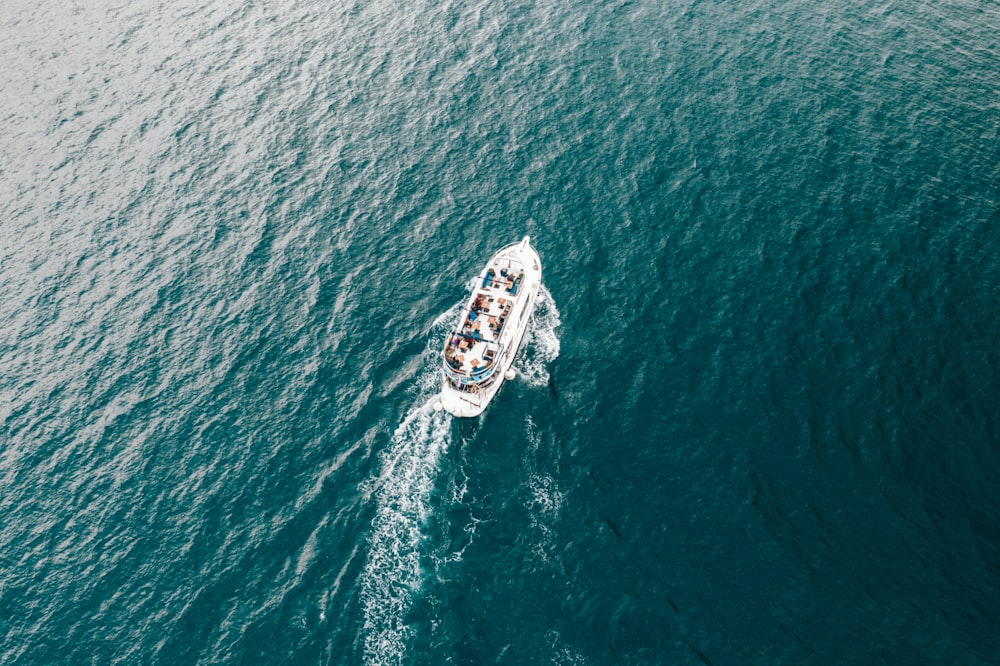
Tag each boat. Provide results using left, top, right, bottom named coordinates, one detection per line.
left=436, top=236, right=542, bottom=417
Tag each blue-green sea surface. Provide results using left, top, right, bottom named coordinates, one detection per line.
left=2, top=0, right=999, bottom=663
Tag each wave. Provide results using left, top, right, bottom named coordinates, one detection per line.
left=359, top=399, right=450, bottom=665
left=359, top=285, right=559, bottom=664
left=513, top=285, right=561, bottom=387
left=521, top=416, right=565, bottom=566
left=358, top=303, right=461, bottom=665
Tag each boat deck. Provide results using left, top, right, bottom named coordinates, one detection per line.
left=444, top=265, right=524, bottom=381
left=438, top=236, right=541, bottom=416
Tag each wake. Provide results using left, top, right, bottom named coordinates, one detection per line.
left=359, top=304, right=458, bottom=665
left=360, top=398, right=450, bottom=664
left=513, top=285, right=561, bottom=386
left=359, top=286, right=560, bottom=665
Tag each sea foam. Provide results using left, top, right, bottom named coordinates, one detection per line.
left=360, top=285, right=558, bottom=664
left=358, top=303, right=460, bottom=664
left=513, top=285, right=562, bottom=387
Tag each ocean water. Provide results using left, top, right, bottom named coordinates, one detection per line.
left=2, top=0, right=1000, bottom=663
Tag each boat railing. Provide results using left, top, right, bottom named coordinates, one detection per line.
left=443, top=342, right=504, bottom=384
left=443, top=358, right=499, bottom=382
left=443, top=368, right=500, bottom=392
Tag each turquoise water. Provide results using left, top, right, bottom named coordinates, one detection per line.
left=2, top=0, right=1000, bottom=662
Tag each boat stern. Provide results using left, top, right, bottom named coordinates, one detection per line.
left=439, top=384, right=487, bottom=418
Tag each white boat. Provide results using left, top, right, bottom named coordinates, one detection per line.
left=437, top=236, right=542, bottom=417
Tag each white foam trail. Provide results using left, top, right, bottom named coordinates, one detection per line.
left=513, top=285, right=561, bottom=386
left=522, top=417, right=564, bottom=564
left=360, top=400, right=450, bottom=665
left=358, top=284, right=558, bottom=664
left=546, top=629, right=589, bottom=665
left=359, top=301, right=461, bottom=665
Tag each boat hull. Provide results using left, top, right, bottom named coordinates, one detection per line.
left=439, top=237, right=541, bottom=417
